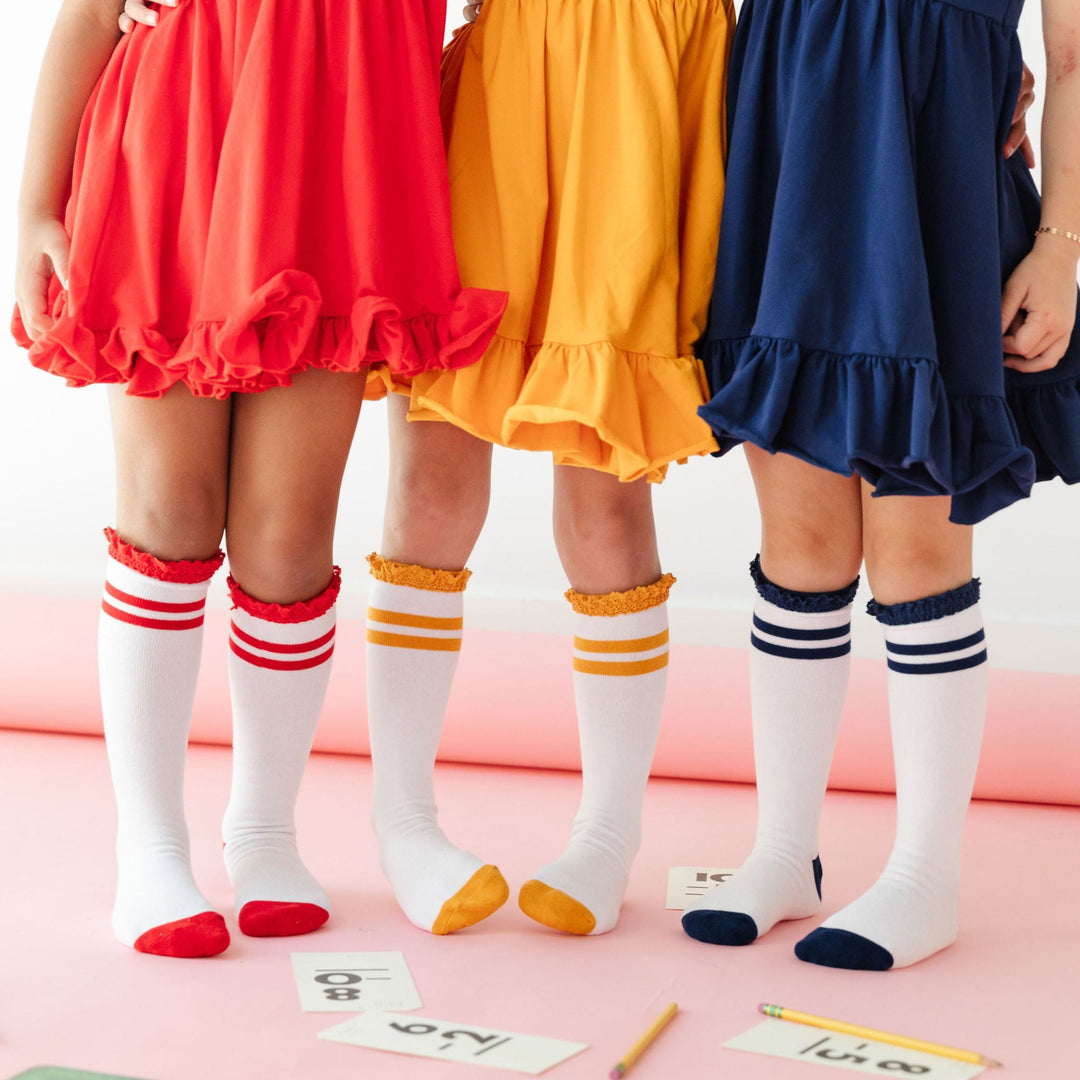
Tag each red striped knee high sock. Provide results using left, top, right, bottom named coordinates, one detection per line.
left=99, top=528, right=230, bottom=958
left=223, top=572, right=339, bottom=937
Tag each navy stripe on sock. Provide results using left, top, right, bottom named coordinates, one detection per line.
left=885, top=629, right=985, bottom=657
left=752, top=614, right=851, bottom=642
left=750, top=634, right=851, bottom=661
left=886, top=649, right=988, bottom=675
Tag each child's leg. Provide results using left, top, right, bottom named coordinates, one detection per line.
left=104, top=385, right=231, bottom=957
left=518, top=467, right=666, bottom=935
left=368, top=396, right=508, bottom=934
left=683, top=449, right=863, bottom=945
left=797, top=492, right=981, bottom=971
left=221, top=368, right=367, bottom=936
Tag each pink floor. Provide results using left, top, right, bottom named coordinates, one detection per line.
left=0, top=730, right=1075, bottom=1080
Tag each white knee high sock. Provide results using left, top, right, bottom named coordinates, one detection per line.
left=366, top=554, right=507, bottom=935
left=797, top=583, right=988, bottom=970
left=519, top=575, right=674, bottom=936
left=99, top=531, right=229, bottom=956
left=683, top=558, right=856, bottom=946
left=222, top=573, right=338, bottom=937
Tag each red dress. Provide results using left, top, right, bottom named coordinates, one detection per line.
left=14, top=0, right=505, bottom=398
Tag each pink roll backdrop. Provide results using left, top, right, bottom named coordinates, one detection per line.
left=5, top=592, right=1078, bottom=805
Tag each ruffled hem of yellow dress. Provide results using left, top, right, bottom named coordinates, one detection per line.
left=365, top=335, right=718, bottom=483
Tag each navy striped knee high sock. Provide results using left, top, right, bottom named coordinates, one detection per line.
left=683, top=557, right=857, bottom=946
left=796, top=580, right=987, bottom=970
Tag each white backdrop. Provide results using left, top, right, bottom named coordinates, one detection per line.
left=2, top=2, right=1077, bottom=675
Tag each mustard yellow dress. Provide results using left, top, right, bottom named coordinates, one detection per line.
left=375, top=0, right=735, bottom=482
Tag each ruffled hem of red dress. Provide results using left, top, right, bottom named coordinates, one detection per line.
left=14, top=270, right=506, bottom=399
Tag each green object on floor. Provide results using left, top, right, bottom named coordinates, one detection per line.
left=8, top=1069, right=154, bottom=1080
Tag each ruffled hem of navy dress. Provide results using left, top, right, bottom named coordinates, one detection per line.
left=699, top=335, right=1036, bottom=526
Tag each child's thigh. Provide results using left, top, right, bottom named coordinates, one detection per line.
left=861, top=486, right=973, bottom=605
left=744, top=444, right=863, bottom=590
left=227, top=368, right=367, bottom=528
left=108, top=382, right=232, bottom=559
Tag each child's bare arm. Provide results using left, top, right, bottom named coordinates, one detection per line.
left=1037, top=0, right=1080, bottom=254
left=1001, top=0, right=1080, bottom=372
left=16, top=2, right=124, bottom=338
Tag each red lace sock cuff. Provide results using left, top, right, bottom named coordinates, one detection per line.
left=104, top=527, right=224, bottom=584
left=227, top=567, right=342, bottom=623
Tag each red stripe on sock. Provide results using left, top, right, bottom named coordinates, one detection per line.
left=229, top=622, right=336, bottom=654
left=105, top=580, right=206, bottom=614
left=229, top=638, right=335, bottom=670
left=101, top=600, right=204, bottom=631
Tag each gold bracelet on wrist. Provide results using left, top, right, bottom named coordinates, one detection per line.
left=1035, top=226, right=1080, bottom=246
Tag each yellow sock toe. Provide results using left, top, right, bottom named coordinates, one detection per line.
left=431, top=865, right=509, bottom=935
left=518, top=879, right=596, bottom=935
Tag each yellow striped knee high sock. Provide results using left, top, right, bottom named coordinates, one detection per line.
left=365, top=554, right=508, bottom=934
left=519, top=574, right=675, bottom=935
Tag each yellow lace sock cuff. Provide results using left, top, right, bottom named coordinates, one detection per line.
left=564, top=572, right=675, bottom=616
left=367, top=553, right=471, bottom=592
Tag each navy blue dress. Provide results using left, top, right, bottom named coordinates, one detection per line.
left=698, top=0, right=1080, bottom=525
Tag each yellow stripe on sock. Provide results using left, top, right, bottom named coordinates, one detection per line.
left=572, top=652, right=669, bottom=677
left=573, top=629, right=670, bottom=655
left=368, top=607, right=464, bottom=631
left=366, top=630, right=462, bottom=652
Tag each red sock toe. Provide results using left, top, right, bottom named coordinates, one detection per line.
left=238, top=900, right=329, bottom=937
left=133, top=911, right=230, bottom=958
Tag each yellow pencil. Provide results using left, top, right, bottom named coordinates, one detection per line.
left=758, top=1004, right=1001, bottom=1068
left=609, top=1002, right=678, bottom=1078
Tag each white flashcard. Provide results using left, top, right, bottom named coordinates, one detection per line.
left=666, top=865, right=737, bottom=909
left=291, top=952, right=422, bottom=1013
left=318, top=1011, right=589, bottom=1075
left=724, top=1020, right=987, bottom=1079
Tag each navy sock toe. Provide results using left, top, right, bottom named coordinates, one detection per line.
left=682, top=909, right=760, bottom=946
left=795, top=927, right=894, bottom=970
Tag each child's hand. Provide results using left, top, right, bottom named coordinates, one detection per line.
left=463, top=3, right=483, bottom=23
left=119, top=0, right=176, bottom=35
left=1004, top=63, right=1036, bottom=168
left=1001, top=237, right=1079, bottom=372
left=15, top=214, right=70, bottom=342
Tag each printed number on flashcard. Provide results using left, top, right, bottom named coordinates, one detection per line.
left=316, top=967, right=390, bottom=1003
left=801, top=1038, right=931, bottom=1074
left=390, top=1022, right=513, bottom=1058
left=687, top=871, right=732, bottom=894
